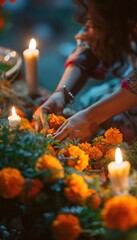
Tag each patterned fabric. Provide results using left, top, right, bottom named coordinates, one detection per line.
left=121, top=70, right=137, bottom=94
left=65, top=25, right=137, bottom=95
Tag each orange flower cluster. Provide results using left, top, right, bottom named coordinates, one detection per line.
left=64, top=173, right=93, bottom=204
left=79, top=142, right=103, bottom=160
left=36, top=154, right=64, bottom=182
left=26, top=178, right=43, bottom=199
left=104, top=127, right=123, bottom=145
left=52, top=213, right=82, bottom=240
left=19, top=118, right=34, bottom=131
left=102, top=195, right=137, bottom=231
left=0, top=168, right=25, bottom=199
left=66, top=145, right=89, bottom=171
left=104, top=148, right=116, bottom=161
left=47, top=113, right=66, bottom=134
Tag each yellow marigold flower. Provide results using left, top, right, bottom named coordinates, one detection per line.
left=102, top=195, right=137, bottom=231
left=0, top=168, right=25, bottom=199
left=35, top=154, right=64, bottom=182
left=104, top=148, right=116, bottom=161
left=48, top=113, right=66, bottom=131
left=104, top=127, right=123, bottom=145
left=52, top=213, right=82, bottom=240
left=64, top=173, right=91, bottom=204
left=89, top=146, right=103, bottom=160
left=66, top=145, right=89, bottom=171
left=78, top=142, right=93, bottom=157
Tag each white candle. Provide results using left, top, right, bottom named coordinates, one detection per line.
left=8, top=106, right=21, bottom=128
left=108, top=147, right=130, bottom=195
left=23, top=38, right=39, bottom=97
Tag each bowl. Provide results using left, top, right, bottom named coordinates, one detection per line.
left=0, top=47, right=22, bottom=80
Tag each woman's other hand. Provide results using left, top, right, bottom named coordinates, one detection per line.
left=53, top=109, right=99, bottom=142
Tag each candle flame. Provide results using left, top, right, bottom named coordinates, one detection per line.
left=29, top=38, right=36, bottom=50
left=12, top=106, right=17, bottom=117
left=115, top=147, right=123, bottom=164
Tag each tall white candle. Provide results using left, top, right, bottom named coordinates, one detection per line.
left=23, top=38, right=39, bottom=97
left=8, top=106, right=21, bottom=128
left=108, top=147, right=130, bottom=195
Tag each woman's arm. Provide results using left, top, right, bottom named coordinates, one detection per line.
left=54, top=87, right=137, bottom=141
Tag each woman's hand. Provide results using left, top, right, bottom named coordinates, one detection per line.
left=33, top=91, right=66, bottom=131
left=53, top=109, right=99, bottom=142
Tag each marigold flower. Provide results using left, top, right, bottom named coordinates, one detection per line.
left=89, top=146, right=103, bottom=160
left=35, top=154, right=64, bottom=182
left=0, top=168, right=25, bottom=199
left=64, top=173, right=91, bottom=204
left=104, top=128, right=123, bottom=145
left=26, top=178, right=44, bottom=198
left=104, top=148, right=116, bottom=161
left=46, top=144, right=56, bottom=156
left=102, top=195, right=137, bottom=231
left=78, top=142, right=93, bottom=157
left=19, top=118, right=34, bottom=131
left=89, top=193, right=102, bottom=210
left=93, top=136, right=107, bottom=154
left=66, top=145, right=89, bottom=171
left=48, top=113, right=66, bottom=131
left=47, top=128, right=55, bottom=135
left=52, top=213, right=82, bottom=240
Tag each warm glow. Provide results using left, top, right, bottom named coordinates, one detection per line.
left=12, top=106, right=17, bottom=117
left=29, top=38, right=36, bottom=50
left=115, top=147, right=123, bottom=164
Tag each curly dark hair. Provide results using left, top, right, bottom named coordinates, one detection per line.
left=73, top=0, right=137, bottom=74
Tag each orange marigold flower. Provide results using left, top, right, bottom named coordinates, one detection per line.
left=0, top=168, right=25, bottom=199
left=0, top=108, right=2, bottom=115
left=48, top=113, right=66, bottom=131
left=16, top=109, right=25, bottom=118
left=19, top=118, right=34, bottom=131
left=46, top=144, right=56, bottom=156
left=93, top=136, right=107, bottom=154
left=104, top=128, right=123, bottom=145
left=52, top=213, right=82, bottom=240
left=66, top=145, right=89, bottom=171
left=89, top=146, right=103, bottom=160
left=78, top=142, right=93, bottom=157
left=26, top=178, right=44, bottom=199
left=102, top=195, right=137, bottom=231
left=35, top=154, right=64, bottom=182
left=89, top=193, right=102, bottom=210
left=104, top=148, right=116, bottom=161
left=64, top=173, right=91, bottom=204
left=47, top=128, right=55, bottom=135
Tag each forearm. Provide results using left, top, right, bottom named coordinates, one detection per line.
left=55, top=65, right=89, bottom=95
left=86, top=87, right=137, bottom=124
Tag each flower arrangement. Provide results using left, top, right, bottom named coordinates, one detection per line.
left=0, top=112, right=137, bottom=240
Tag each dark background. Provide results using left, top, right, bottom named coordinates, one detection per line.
left=0, top=0, right=79, bottom=91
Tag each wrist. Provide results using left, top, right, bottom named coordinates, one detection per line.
left=55, top=85, right=74, bottom=104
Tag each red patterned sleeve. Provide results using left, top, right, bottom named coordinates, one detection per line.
left=121, top=70, right=137, bottom=94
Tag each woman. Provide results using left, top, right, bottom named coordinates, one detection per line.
left=33, top=0, right=137, bottom=143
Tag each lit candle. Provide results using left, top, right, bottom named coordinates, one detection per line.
left=8, top=106, right=21, bottom=128
left=23, top=38, right=39, bottom=97
left=108, top=147, right=130, bottom=195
